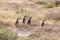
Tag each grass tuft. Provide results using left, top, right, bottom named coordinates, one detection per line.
left=43, top=3, right=56, bottom=8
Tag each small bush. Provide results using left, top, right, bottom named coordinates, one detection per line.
left=0, top=27, right=17, bottom=40
left=43, top=3, right=56, bottom=8
left=16, top=8, right=32, bottom=16
left=49, top=0, right=60, bottom=6
left=35, top=1, right=46, bottom=5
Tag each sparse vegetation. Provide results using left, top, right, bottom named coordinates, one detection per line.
left=0, top=25, right=17, bottom=40
left=36, top=0, right=60, bottom=8
left=35, top=0, right=55, bottom=8
left=43, top=3, right=56, bottom=8
left=0, top=0, right=60, bottom=40
left=35, top=0, right=47, bottom=5
left=16, top=8, right=32, bottom=16
left=0, top=13, right=21, bottom=19
left=0, top=25, right=58, bottom=40
left=45, top=13, right=60, bottom=21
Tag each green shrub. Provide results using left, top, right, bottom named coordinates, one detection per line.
left=0, top=27, right=17, bottom=40
left=16, top=8, right=24, bottom=14
left=43, top=3, right=56, bottom=8
left=16, top=8, right=32, bottom=16
left=35, top=1, right=46, bottom=5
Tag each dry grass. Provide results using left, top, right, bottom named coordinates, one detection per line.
left=45, top=13, right=60, bottom=21
left=0, top=13, right=20, bottom=19
left=0, top=0, right=60, bottom=40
